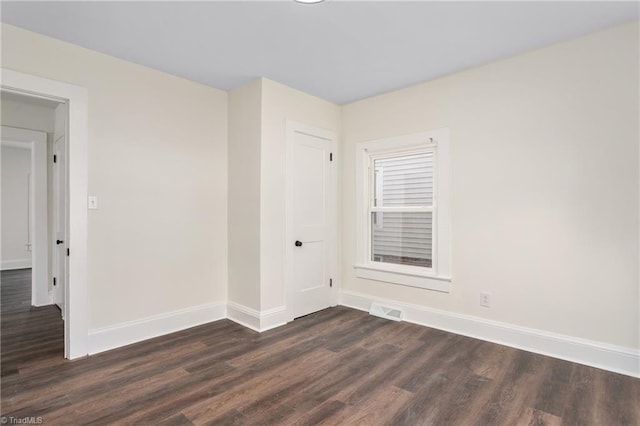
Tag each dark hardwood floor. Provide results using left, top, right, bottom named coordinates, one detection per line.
left=1, top=269, right=638, bottom=425
left=1, top=269, right=64, bottom=379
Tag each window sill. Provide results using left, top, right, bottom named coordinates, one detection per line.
left=354, top=264, right=451, bottom=293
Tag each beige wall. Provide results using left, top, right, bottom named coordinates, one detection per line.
left=260, top=79, right=341, bottom=310
left=227, top=78, right=340, bottom=312
left=2, top=20, right=637, bottom=352
left=1, top=146, right=31, bottom=264
left=228, top=79, right=262, bottom=310
left=1, top=24, right=229, bottom=329
left=341, top=22, right=639, bottom=349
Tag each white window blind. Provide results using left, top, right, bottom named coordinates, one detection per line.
left=371, top=151, right=434, bottom=267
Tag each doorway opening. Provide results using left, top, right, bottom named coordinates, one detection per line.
left=1, top=91, right=67, bottom=364
left=1, top=68, right=89, bottom=359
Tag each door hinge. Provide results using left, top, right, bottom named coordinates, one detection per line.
left=67, top=248, right=70, bottom=256
left=330, top=278, right=333, bottom=288
left=53, top=154, right=57, bottom=163
left=330, top=152, right=333, bottom=162
left=53, top=277, right=57, bottom=286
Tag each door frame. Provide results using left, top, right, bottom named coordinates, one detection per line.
left=1, top=68, right=89, bottom=359
left=1, top=126, right=49, bottom=306
left=284, top=120, right=338, bottom=322
left=52, top=104, right=68, bottom=315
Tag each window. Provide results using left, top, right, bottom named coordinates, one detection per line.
left=371, top=150, right=434, bottom=268
left=355, top=129, right=451, bottom=292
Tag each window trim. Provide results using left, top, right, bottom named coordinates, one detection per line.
left=354, top=129, right=452, bottom=292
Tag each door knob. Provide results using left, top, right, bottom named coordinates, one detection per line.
left=56, top=240, right=64, bottom=245
left=295, top=240, right=303, bottom=247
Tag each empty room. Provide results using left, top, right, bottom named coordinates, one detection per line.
left=0, top=1, right=638, bottom=425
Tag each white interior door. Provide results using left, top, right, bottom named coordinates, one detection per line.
left=290, top=125, right=336, bottom=318
left=53, top=103, right=68, bottom=318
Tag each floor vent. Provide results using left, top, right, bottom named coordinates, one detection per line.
left=369, top=303, right=404, bottom=321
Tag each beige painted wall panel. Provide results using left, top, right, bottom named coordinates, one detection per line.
left=1, top=24, right=228, bottom=329
left=228, top=79, right=262, bottom=311
left=341, top=22, right=639, bottom=348
left=1, top=146, right=31, bottom=263
left=260, top=78, right=340, bottom=311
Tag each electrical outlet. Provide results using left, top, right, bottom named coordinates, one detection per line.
left=480, top=292, right=491, bottom=308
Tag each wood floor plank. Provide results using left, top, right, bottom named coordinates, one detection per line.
left=531, top=357, right=573, bottom=418
left=182, top=348, right=339, bottom=423
left=2, top=269, right=638, bottom=425
left=317, top=385, right=413, bottom=426
left=155, top=412, right=195, bottom=426
left=296, top=399, right=347, bottom=425
left=390, top=333, right=457, bottom=392
left=472, top=350, right=550, bottom=426
left=515, top=407, right=562, bottom=426
left=94, top=361, right=238, bottom=424
left=40, top=367, right=191, bottom=424
left=3, top=340, right=209, bottom=413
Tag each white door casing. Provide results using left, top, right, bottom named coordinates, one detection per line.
left=1, top=68, right=89, bottom=359
left=52, top=103, right=68, bottom=317
left=285, top=121, right=338, bottom=320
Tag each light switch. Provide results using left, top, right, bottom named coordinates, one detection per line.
left=88, top=196, right=98, bottom=210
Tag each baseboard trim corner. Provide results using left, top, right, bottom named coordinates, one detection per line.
left=227, top=301, right=261, bottom=332
left=227, top=302, right=288, bottom=333
left=260, top=306, right=289, bottom=332
left=339, top=290, right=640, bottom=378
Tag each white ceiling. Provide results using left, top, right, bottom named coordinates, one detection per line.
left=1, top=1, right=638, bottom=104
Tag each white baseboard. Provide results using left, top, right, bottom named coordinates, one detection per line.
left=227, top=302, right=261, bottom=331
left=227, top=301, right=288, bottom=332
left=1, top=258, right=32, bottom=270
left=32, top=290, right=53, bottom=307
left=88, top=302, right=227, bottom=354
left=340, top=290, right=640, bottom=378
left=86, top=291, right=639, bottom=378
left=260, top=306, right=289, bottom=331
